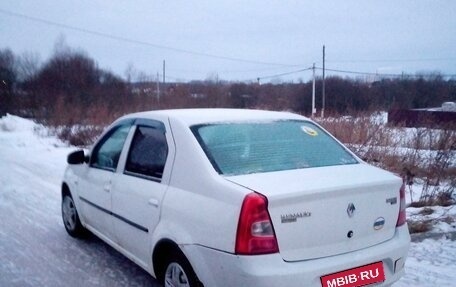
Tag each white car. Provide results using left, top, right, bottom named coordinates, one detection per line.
left=62, top=109, right=410, bottom=287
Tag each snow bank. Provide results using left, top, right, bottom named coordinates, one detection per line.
left=0, top=114, right=66, bottom=149
left=0, top=114, right=37, bottom=132
left=0, top=114, right=72, bottom=208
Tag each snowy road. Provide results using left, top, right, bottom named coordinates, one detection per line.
left=1, top=114, right=455, bottom=286
left=0, top=116, right=158, bottom=287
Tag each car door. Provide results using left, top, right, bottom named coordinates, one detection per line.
left=111, top=119, right=172, bottom=265
left=78, top=121, right=132, bottom=241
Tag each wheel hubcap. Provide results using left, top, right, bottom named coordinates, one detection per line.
left=164, top=262, right=190, bottom=287
left=62, top=196, right=77, bottom=230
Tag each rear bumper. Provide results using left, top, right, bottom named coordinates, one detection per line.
left=182, top=225, right=410, bottom=287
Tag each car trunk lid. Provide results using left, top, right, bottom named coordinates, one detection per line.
left=226, top=163, right=402, bottom=261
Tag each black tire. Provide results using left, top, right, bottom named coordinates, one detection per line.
left=162, top=249, right=200, bottom=287
left=61, top=194, right=86, bottom=237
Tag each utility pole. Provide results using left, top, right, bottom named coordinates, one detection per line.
left=321, top=45, right=326, bottom=118
left=163, top=60, right=166, bottom=84
left=156, top=72, right=160, bottom=104
left=312, top=63, right=316, bottom=117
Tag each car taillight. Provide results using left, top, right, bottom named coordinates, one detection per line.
left=235, top=192, right=279, bottom=255
left=396, top=182, right=406, bottom=227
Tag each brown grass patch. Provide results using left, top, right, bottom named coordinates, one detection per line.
left=418, top=207, right=434, bottom=216
left=407, top=220, right=433, bottom=234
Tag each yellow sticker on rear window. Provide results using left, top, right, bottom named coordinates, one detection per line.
left=301, top=126, right=318, bottom=136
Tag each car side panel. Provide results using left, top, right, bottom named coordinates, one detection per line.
left=147, top=118, right=247, bottom=257
left=77, top=167, right=116, bottom=239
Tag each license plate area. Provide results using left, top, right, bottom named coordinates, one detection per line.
left=321, top=262, right=385, bottom=287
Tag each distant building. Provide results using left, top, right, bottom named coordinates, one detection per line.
left=442, top=102, right=456, bottom=112
left=388, top=102, right=456, bottom=128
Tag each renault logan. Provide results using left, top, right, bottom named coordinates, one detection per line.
left=61, top=109, right=410, bottom=287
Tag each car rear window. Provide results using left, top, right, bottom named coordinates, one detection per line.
left=191, top=120, right=358, bottom=176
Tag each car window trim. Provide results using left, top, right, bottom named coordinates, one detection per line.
left=90, top=165, right=117, bottom=173
left=133, top=118, right=166, bottom=133
left=123, top=170, right=162, bottom=183
left=190, top=124, right=223, bottom=174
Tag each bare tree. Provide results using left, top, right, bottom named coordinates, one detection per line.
left=0, top=48, right=16, bottom=116
left=16, top=52, right=41, bottom=82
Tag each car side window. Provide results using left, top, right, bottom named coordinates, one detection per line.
left=90, top=124, right=132, bottom=171
left=125, top=125, right=168, bottom=181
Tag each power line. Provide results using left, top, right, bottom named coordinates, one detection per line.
left=322, top=67, right=394, bottom=76
left=316, top=67, right=456, bottom=78
left=0, top=8, right=300, bottom=67
left=327, top=57, right=456, bottom=64
left=4, top=8, right=454, bottom=82
left=257, top=67, right=313, bottom=80
left=255, top=65, right=456, bottom=83
left=218, top=65, right=313, bottom=74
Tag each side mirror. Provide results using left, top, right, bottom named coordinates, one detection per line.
left=67, top=150, right=89, bottom=165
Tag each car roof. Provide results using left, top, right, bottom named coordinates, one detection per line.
left=123, top=109, right=307, bottom=126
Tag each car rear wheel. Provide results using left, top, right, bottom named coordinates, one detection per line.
left=163, top=250, right=200, bottom=287
left=62, top=194, right=86, bottom=237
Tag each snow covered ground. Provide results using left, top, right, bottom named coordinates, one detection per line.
left=1, top=114, right=455, bottom=286
left=0, top=115, right=158, bottom=286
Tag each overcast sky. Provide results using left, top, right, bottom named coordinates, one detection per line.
left=1, top=1, right=455, bottom=82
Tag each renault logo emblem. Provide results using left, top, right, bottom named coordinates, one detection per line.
left=347, top=203, right=356, bottom=218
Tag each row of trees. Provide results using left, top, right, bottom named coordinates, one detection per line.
left=1, top=46, right=455, bottom=126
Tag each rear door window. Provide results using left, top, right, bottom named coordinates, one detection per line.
left=124, top=125, right=168, bottom=181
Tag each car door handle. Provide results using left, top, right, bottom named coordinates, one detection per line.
left=148, top=198, right=159, bottom=207
left=103, top=183, right=111, bottom=192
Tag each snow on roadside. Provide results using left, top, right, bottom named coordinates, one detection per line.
left=0, top=114, right=156, bottom=286
left=395, top=238, right=456, bottom=287
left=0, top=114, right=70, bottom=195
left=405, top=182, right=456, bottom=234
left=1, top=114, right=455, bottom=286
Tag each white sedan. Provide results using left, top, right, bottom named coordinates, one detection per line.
left=61, top=109, right=410, bottom=287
